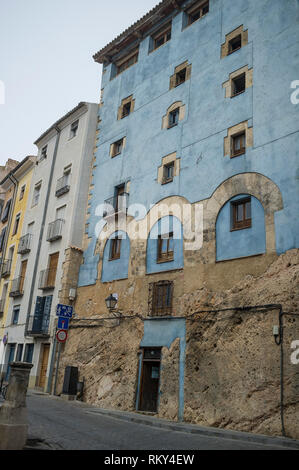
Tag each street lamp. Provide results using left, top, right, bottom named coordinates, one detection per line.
left=105, top=294, right=118, bottom=312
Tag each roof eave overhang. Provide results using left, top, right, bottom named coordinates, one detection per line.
left=93, top=0, right=185, bottom=64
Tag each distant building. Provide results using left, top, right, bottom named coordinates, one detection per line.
left=0, top=102, right=98, bottom=391
left=0, top=157, right=36, bottom=373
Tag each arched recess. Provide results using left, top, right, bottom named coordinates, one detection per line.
left=204, top=173, right=283, bottom=262
left=146, top=215, right=184, bottom=274
left=101, top=230, right=131, bottom=282
left=216, top=194, right=266, bottom=261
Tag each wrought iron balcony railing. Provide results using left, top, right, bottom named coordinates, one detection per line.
left=46, top=219, right=64, bottom=242
left=103, top=193, right=129, bottom=218
left=55, top=175, right=70, bottom=197
left=38, top=268, right=57, bottom=290
left=9, top=276, right=25, bottom=298
left=1, top=259, right=11, bottom=278
left=27, top=313, right=50, bottom=337
left=18, top=233, right=32, bottom=254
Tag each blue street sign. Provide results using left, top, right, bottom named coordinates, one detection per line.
left=56, top=304, right=74, bottom=319
left=58, top=317, right=70, bottom=331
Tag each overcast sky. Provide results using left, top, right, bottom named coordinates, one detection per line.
left=0, top=0, right=158, bottom=165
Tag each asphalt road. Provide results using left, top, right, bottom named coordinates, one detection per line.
left=21, top=392, right=297, bottom=451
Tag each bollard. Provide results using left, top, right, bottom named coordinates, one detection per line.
left=0, top=362, right=33, bottom=450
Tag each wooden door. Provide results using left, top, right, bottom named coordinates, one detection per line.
left=138, top=350, right=161, bottom=413
left=19, top=259, right=27, bottom=292
left=47, top=252, right=59, bottom=287
left=38, top=344, right=50, bottom=389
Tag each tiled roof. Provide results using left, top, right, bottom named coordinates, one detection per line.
left=93, top=0, right=185, bottom=64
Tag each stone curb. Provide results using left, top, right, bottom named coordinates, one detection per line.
left=85, top=408, right=299, bottom=450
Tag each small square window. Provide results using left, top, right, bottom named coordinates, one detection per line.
left=163, top=162, right=175, bottom=184
left=40, top=146, right=47, bottom=161
left=116, top=49, right=139, bottom=76
left=111, top=139, right=124, bottom=157
left=231, top=198, right=252, bottom=231
left=70, top=120, right=79, bottom=139
left=175, top=68, right=186, bottom=87
left=232, top=74, right=246, bottom=97
left=231, top=132, right=246, bottom=158
left=228, top=35, right=242, bottom=54
left=122, top=102, right=131, bottom=118
left=187, top=1, right=209, bottom=26
left=152, top=24, right=171, bottom=51
left=12, top=306, right=20, bottom=325
left=19, top=185, right=26, bottom=201
left=168, top=109, right=179, bottom=128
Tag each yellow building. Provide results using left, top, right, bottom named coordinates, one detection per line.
left=0, top=156, right=36, bottom=378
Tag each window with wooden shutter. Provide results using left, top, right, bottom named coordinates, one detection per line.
left=1, top=199, right=11, bottom=223
left=150, top=281, right=173, bottom=317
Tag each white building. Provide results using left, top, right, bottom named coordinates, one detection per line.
left=4, top=102, right=98, bottom=390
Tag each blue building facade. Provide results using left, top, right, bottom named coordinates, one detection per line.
left=73, top=0, right=299, bottom=426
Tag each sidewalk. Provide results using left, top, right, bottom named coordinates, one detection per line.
left=25, top=390, right=299, bottom=450
left=82, top=406, right=299, bottom=450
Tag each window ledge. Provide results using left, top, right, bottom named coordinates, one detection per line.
left=231, top=90, right=245, bottom=98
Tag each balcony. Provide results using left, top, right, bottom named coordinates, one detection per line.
left=9, top=276, right=25, bottom=298
left=38, top=268, right=57, bottom=290
left=27, top=314, right=50, bottom=337
left=1, top=259, right=11, bottom=278
left=56, top=175, right=70, bottom=197
left=46, top=219, right=64, bottom=242
left=18, top=233, right=32, bottom=254
left=103, top=193, right=129, bottom=219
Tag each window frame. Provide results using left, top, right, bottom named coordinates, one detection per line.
left=19, top=184, right=26, bottom=201
left=231, top=73, right=246, bottom=97
left=157, top=232, right=174, bottom=263
left=69, top=120, right=79, bottom=139
left=116, top=48, right=139, bottom=76
left=185, top=0, right=209, bottom=27
left=32, top=182, right=42, bottom=207
left=12, top=213, right=21, bottom=236
left=231, top=197, right=252, bottom=231
left=228, top=34, right=242, bottom=55
left=40, top=145, right=47, bottom=162
left=111, top=138, right=124, bottom=158
left=175, top=68, right=187, bottom=87
left=151, top=281, right=174, bottom=317
left=12, top=305, right=20, bottom=325
left=231, top=131, right=246, bottom=158
left=168, top=108, right=180, bottom=128
left=109, top=236, right=122, bottom=261
left=162, top=162, right=175, bottom=184
left=152, top=23, right=172, bottom=52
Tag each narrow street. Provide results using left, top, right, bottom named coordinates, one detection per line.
left=21, top=392, right=299, bottom=451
